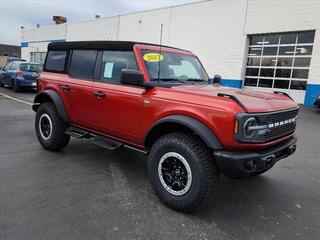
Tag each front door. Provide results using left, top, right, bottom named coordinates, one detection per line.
left=91, top=50, right=145, bottom=144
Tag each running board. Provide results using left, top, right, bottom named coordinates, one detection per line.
left=65, top=127, right=90, bottom=138
left=92, top=136, right=122, bottom=150
left=66, top=126, right=124, bottom=151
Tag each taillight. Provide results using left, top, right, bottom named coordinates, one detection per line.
left=16, top=71, right=23, bottom=78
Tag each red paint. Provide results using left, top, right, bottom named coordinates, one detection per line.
left=38, top=43, right=298, bottom=151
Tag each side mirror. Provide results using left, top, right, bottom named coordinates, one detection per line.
left=213, top=74, right=222, bottom=84
left=121, top=69, right=145, bottom=87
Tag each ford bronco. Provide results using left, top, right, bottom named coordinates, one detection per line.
left=33, top=41, right=298, bottom=212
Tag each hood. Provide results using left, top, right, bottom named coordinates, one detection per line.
left=171, top=84, right=298, bottom=113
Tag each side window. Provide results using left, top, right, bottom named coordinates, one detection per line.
left=45, top=50, right=67, bottom=72
left=69, top=50, right=97, bottom=80
left=9, top=62, right=17, bottom=70
left=4, top=63, right=11, bottom=71
left=100, top=51, right=137, bottom=84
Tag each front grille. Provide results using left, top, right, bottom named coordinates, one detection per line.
left=263, top=108, right=299, bottom=141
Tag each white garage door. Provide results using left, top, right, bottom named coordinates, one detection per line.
left=244, top=31, right=315, bottom=104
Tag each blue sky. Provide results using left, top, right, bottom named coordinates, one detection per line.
left=0, top=0, right=203, bottom=45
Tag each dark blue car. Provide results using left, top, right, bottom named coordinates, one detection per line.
left=0, top=61, right=43, bottom=92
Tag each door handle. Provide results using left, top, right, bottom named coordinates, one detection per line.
left=61, top=85, right=70, bottom=92
left=93, top=91, right=106, bottom=98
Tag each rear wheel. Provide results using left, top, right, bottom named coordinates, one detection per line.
left=35, top=102, right=70, bottom=151
left=147, top=132, right=219, bottom=212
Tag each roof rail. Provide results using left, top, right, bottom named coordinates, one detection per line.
left=217, top=93, right=248, bottom=112
left=273, top=91, right=294, bottom=101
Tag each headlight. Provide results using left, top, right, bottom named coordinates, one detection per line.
left=234, top=114, right=268, bottom=143
left=243, top=117, right=258, bottom=139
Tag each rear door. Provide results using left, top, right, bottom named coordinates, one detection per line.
left=44, top=49, right=96, bottom=128
left=91, top=50, right=145, bottom=143
left=61, top=49, right=97, bottom=128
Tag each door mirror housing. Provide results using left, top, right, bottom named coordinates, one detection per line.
left=121, top=69, right=152, bottom=89
left=213, top=74, right=222, bottom=85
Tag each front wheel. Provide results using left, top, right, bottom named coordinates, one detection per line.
left=147, top=132, right=219, bottom=212
left=35, top=102, right=70, bottom=151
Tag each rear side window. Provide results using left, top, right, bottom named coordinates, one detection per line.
left=69, top=50, right=97, bottom=80
left=9, top=62, right=17, bottom=70
left=100, top=51, right=137, bottom=84
left=45, top=51, right=67, bottom=72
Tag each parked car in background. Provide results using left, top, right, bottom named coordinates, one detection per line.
left=314, top=96, right=320, bottom=109
left=0, top=61, right=42, bottom=92
left=6, top=57, right=26, bottom=63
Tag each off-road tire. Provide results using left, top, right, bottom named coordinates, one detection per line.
left=147, top=132, right=219, bottom=212
left=35, top=102, right=70, bottom=151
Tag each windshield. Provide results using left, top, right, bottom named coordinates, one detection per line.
left=20, top=63, right=43, bottom=72
left=142, top=50, right=209, bottom=84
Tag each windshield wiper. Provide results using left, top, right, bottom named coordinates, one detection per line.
left=151, top=78, right=186, bottom=83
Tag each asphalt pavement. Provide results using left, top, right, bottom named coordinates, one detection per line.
left=0, top=86, right=320, bottom=240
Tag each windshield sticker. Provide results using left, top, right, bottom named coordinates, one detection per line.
left=143, top=53, right=164, bottom=62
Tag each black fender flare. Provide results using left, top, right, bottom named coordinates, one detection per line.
left=145, top=115, right=223, bottom=149
left=32, top=90, right=69, bottom=123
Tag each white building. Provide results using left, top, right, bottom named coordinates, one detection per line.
left=21, top=0, right=320, bottom=105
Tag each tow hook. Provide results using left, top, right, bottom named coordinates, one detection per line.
left=261, top=154, right=276, bottom=168
left=288, top=144, right=297, bottom=155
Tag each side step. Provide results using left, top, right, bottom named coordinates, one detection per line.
left=92, top=136, right=122, bottom=150
left=65, top=127, right=90, bottom=138
left=65, top=126, right=123, bottom=151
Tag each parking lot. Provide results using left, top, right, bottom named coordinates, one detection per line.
left=0, top=87, right=319, bottom=240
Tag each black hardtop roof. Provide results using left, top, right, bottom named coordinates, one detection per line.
left=48, top=41, right=188, bottom=52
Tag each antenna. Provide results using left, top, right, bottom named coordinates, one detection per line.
left=157, top=24, right=163, bottom=86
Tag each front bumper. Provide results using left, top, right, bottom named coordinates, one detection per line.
left=214, top=137, right=297, bottom=178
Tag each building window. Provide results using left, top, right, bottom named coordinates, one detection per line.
left=30, top=52, right=46, bottom=65
left=244, top=31, right=315, bottom=90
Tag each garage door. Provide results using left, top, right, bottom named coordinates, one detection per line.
left=244, top=31, right=315, bottom=103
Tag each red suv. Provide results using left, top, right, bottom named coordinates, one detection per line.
left=33, top=41, right=298, bottom=211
